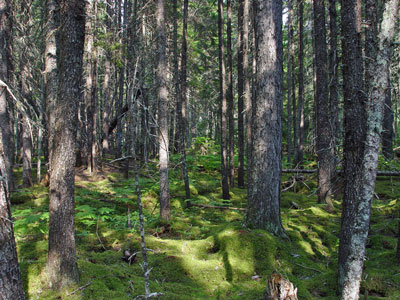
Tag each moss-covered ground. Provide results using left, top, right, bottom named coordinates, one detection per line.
left=9, top=152, right=400, bottom=299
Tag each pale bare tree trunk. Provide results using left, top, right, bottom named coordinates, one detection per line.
left=157, top=0, right=170, bottom=221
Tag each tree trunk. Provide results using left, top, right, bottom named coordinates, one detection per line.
left=328, top=0, right=339, bottom=158
left=338, top=0, right=398, bottom=298
left=101, top=0, right=115, bottom=156
left=46, top=0, right=85, bottom=289
left=237, top=0, right=244, bottom=188
left=338, top=0, right=367, bottom=294
left=382, top=69, right=394, bottom=159
left=246, top=0, right=285, bottom=237
left=0, top=150, right=25, bottom=300
left=287, top=0, right=294, bottom=165
left=218, top=0, right=230, bottom=200
left=157, top=0, right=170, bottom=221
left=85, top=0, right=98, bottom=174
left=227, top=0, right=234, bottom=188
left=45, top=0, right=58, bottom=177
left=294, top=0, right=304, bottom=167
left=313, top=0, right=333, bottom=209
left=177, top=0, right=191, bottom=205
left=0, top=0, right=15, bottom=191
left=21, top=116, right=32, bottom=187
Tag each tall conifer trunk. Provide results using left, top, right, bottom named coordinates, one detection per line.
left=46, top=0, right=85, bottom=289
left=156, top=0, right=170, bottom=220
left=218, top=0, right=230, bottom=200
left=246, top=0, right=285, bottom=237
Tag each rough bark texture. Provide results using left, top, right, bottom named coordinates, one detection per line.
left=156, top=0, right=170, bottom=221
left=218, top=0, right=230, bottom=200
left=246, top=0, right=285, bottom=237
left=313, top=0, right=333, bottom=208
left=46, top=0, right=85, bottom=289
left=179, top=0, right=191, bottom=205
left=338, top=0, right=367, bottom=295
left=0, top=149, right=25, bottom=300
left=44, top=0, right=58, bottom=172
left=237, top=0, right=244, bottom=188
left=294, top=0, right=304, bottom=167
left=287, top=0, right=294, bottom=165
left=21, top=116, right=32, bottom=187
left=0, top=0, right=14, bottom=191
left=382, top=69, right=394, bottom=159
left=238, top=0, right=250, bottom=189
left=227, top=0, right=234, bottom=187
left=328, top=0, right=339, bottom=161
left=338, top=0, right=398, bottom=298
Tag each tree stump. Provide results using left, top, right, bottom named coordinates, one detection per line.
left=264, top=273, right=298, bottom=300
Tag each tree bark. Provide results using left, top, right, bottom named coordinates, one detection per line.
left=45, top=0, right=58, bottom=176
left=382, top=69, right=394, bottom=159
left=328, top=0, right=339, bottom=158
left=46, top=0, right=85, bottom=289
left=246, top=0, right=285, bottom=237
left=0, top=0, right=15, bottom=191
left=338, top=0, right=398, bottom=298
left=294, top=0, right=304, bottom=167
left=237, top=0, right=244, bottom=188
left=227, top=0, right=234, bottom=187
left=338, top=0, right=367, bottom=293
left=218, top=0, right=230, bottom=200
left=156, top=0, right=170, bottom=221
left=0, top=149, right=25, bottom=300
left=287, top=0, right=294, bottom=166
left=313, top=0, right=334, bottom=209
left=177, top=0, right=191, bottom=205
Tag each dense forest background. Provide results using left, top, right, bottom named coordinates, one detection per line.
left=1, top=0, right=400, bottom=299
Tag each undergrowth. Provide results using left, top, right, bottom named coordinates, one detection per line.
left=9, top=152, right=400, bottom=299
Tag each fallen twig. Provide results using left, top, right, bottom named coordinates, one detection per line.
left=294, top=263, right=323, bottom=273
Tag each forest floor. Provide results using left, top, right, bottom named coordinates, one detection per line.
left=10, top=148, right=400, bottom=300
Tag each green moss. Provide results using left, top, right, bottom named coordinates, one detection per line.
left=10, top=153, right=400, bottom=299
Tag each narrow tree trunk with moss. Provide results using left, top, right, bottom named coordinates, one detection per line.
left=218, top=0, right=230, bottom=200
left=338, top=0, right=398, bottom=298
left=0, top=149, right=25, bottom=300
left=46, top=0, right=85, bottom=289
left=313, top=0, right=333, bottom=209
left=246, top=0, right=285, bottom=237
left=157, top=0, right=170, bottom=221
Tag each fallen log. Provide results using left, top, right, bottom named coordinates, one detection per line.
left=192, top=203, right=245, bottom=211
left=282, top=169, right=400, bottom=176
